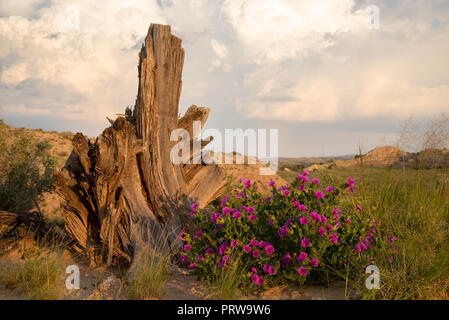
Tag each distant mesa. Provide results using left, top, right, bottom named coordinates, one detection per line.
left=303, top=146, right=449, bottom=171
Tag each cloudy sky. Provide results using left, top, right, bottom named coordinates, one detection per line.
left=0, top=0, right=448, bottom=157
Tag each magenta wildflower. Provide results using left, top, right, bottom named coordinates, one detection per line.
left=194, top=228, right=203, bottom=240
left=189, top=261, right=197, bottom=269
left=251, top=274, right=264, bottom=286
left=325, top=186, right=335, bottom=192
left=334, top=212, right=340, bottom=221
left=263, top=264, right=270, bottom=273
left=249, top=214, right=256, bottom=222
left=318, top=227, right=326, bottom=236
left=321, top=215, right=327, bottom=223
left=348, top=177, right=355, bottom=187
left=303, top=170, right=310, bottom=176
left=220, top=195, right=229, bottom=208
left=222, top=206, right=230, bottom=215
left=360, top=238, right=368, bottom=250
left=178, top=231, right=186, bottom=240
left=244, top=179, right=252, bottom=189
left=283, top=189, right=290, bottom=197
left=218, top=242, right=228, bottom=255
left=332, top=207, right=340, bottom=214
left=268, top=266, right=276, bottom=275
left=310, top=258, right=319, bottom=267
left=184, top=244, right=191, bottom=252
left=331, top=233, right=338, bottom=244
left=258, top=240, right=266, bottom=248
left=268, top=179, right=275, bottom=187
left=197, top=254, right=204, bottom=262
left=294, top=201, right=307, bottom=211
left=314, top=190, right=324, bottom=199
left=301, top=238, right=310, bottom=248
left=231, top=240, right=239, bottom=248
left=327, top=224, right=334, bottom=231
left=243, top=244, right=251, bottom=253
left=232, top=209, right=241, bottom=219
left=299, top=216, right=309, bottom=225
left=278, top=225, right=288, bottom=238
left=310, top=211, right=322, bottom=222
left=265, top=244, right=275, bottom=255
left=298, top=184, right=306, bottom=191
left=281, top=252, right=291, bottom=268
left=298, top=251, right=308, bottom=262
left=346, top=218, right=352, bottom=224
left=190, top=209, right=196, bottom=217
left=205, top=247, right=214, bottom=255
left=251, top=267, right=258, bottom=274
left=356, top=205, right=362, bottom=211
left=211, top=213, right=220, bottom=223
left=355, top=244, right=362, bottom=252
left=250, top=240, right=258, bottom=247
left=179, top=254, right=187, bottom=263
left=191, top=202, right=198, bottom=210
left=312, top=178, right=320, bottom=185
left=219, top=255, right=230, bottom=268
left=303, top=176, right=310, bottom=183
left=268, top=219, right=274, bottom=226
left=252, top=250, right=260, bottom=259
left=298, top=267, right=308, bottom=276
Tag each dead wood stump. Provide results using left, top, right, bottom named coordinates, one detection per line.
left=54, top=24, right=225, bottom=267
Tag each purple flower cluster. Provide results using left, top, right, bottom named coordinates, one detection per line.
left=179, top=173, right=379, bottom=292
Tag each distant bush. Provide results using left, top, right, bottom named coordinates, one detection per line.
left=58, top=131, right=74, bottom=141
left=179, top=172, right=383, bottom=294
left=0, top=119, right=56, bottom=214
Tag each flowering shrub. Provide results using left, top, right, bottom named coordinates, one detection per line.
left=179, top=171, right=380, bottom=292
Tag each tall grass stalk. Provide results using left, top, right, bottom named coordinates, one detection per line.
left=125, top=231, right=178, bottom=300
left=0, top=243, right=65, bottom=299
left=206, top=254, right=245, bottom=300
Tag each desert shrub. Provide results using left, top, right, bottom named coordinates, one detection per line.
left=179, top=171, right=384, bottom=294
left=0, top=120, right=56, bottom=214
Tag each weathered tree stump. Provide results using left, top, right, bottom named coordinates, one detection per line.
left=54, top=24, right=225, bottom=267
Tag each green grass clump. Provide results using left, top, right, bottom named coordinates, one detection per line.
left=206, top=254, right=245, bottom=300
left=125, top=250, right=172, bottom=300
left=124, top=231, right=178, bottom=300
left=0, top=249, right=65, bottom=299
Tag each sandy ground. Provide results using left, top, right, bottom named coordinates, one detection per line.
left=0, top=256, right=346, bottom=300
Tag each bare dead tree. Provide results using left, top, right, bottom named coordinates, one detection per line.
left=396, top=112, right=449, bottom=168
left=53, top=24, right=226, bottom=268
